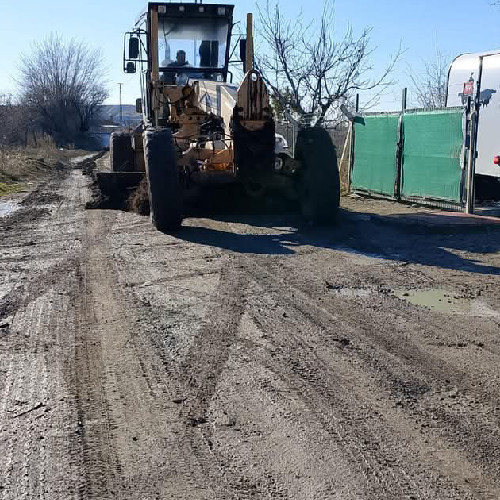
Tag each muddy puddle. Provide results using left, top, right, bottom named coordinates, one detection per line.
left=329, top=284, right=500, bottom=318
left=0, top=200, right=20, bottom=218
left=395, top=288, right=500, bottom=317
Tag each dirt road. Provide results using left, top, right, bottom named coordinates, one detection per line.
left=1, top=165, right=499, bottom=499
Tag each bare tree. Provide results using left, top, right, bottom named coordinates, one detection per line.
left=255, top=0, right=401, bottom=125
left=17, top=34, right=109, bottom=143
left=0, top=94, right=33, bottom=147
left=407, top=49, right=449, bottom=108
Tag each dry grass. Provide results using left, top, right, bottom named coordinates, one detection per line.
left=0, top=182, right=25, bottom=196
left=0, top=136, right=90, bottom=196
left=0, top=153, right=52, bottom=183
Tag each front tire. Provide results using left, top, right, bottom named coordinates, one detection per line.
left=143, top=128, right=183, bottom=232
left=295, top=127, right=340, bottom=225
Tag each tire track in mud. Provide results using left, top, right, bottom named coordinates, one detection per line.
left=145, top=244, right=442, bottom=497
left=240, top=311, right=469, bottom=499
left=0, top=258, right=81, bottom=322
left=3, top=163, right=499, bottom=498
left=0, top=170, right=93, bottom=500
left=180, top=259, right=248, bottom=421
left=175, top=257, right=250, bottom=498
left=248, top=255, right=500, bottom=485
left=105, top=214, right=499, bottom=498
left=247, top=251, right=496, bottom=395
left=73, top=209, right=140, bottom=499
left=72, top=210, right=245, bottom=499
left=122, top=240, right=462, bottom=497
left=0, top=279, right=85, bottom=500
left=239, top=261, right=433, bottom=499
left=121, top=247, right=257, bottom=498
left=236, top=254, right=500, bottom=499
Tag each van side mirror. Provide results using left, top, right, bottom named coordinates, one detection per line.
left=129, top=37, right=140, bottom=59
left=126, top=62, right=136, bottom=74
left=135, top=98, right=143, bottom=114
left=239, top=39, right=247, bottom=65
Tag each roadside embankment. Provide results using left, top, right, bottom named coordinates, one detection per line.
left=0, top=144, right=94, bottom=198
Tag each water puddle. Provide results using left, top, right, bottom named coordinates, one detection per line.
left=0, top=200, right=20, bottom=218
left=395, top=289, right=467, bottom=314
left=395, top=288, right=500, bottom=317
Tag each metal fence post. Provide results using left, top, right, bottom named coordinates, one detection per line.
left=465, top=102, right=477, bottom=214
left=395, top=88, right=407, bottom=200
left=348, top=94, right=360, bottom=192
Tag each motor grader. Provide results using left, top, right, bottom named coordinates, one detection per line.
left=100, top=1, right=340, bottom=232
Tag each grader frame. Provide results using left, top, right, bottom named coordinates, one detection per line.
left=101, top=1, right=340, bottom=232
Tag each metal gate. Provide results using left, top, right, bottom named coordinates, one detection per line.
left=401, top=108, right=464, bottom=204
left=351, top=113, right=400, bottom=198
left=350, top=106, right=466, bottom=208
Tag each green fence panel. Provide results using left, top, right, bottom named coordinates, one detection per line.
left=402, top=109, right=463, bottom=203
left=352, top=114, right=399, bottom=197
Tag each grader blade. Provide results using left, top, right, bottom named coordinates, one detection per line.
left=96, top=171, right=145, bottom=198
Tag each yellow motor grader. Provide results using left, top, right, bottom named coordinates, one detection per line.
left=100, top=1, right=339, bottom=232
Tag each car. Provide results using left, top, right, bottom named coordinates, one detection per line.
left=274, top=133, right=292, bottom=171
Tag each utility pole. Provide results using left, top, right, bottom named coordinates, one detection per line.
left=118, top=83, right=124, bottom=125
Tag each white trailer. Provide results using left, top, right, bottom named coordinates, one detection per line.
left=446, top=50, right=500, bottom=196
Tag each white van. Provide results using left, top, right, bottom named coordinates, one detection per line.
left=446, top=50, right=500, bottom=197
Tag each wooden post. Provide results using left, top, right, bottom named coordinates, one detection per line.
left=342, top=124, right=353, bottom=194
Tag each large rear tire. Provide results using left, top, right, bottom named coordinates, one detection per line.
left=110, top=131, right=134, bottom=172
left=295, top=127, right=340, bottom=225
left=143, top=128, right=183, bottom=233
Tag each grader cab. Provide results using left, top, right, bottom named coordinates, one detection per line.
left=100, top=1, right=340, bottom=232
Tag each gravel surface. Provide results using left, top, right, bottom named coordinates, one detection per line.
left=0, top=165, right=499, bottom=499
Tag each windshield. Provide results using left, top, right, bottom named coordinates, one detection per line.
left=158, top=17, right=229, bottom=70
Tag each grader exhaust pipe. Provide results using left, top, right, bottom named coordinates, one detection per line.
left=245, top=13, right=254, bottom=73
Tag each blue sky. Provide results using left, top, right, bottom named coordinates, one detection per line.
left=2, top=0, right=500, bottom=109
